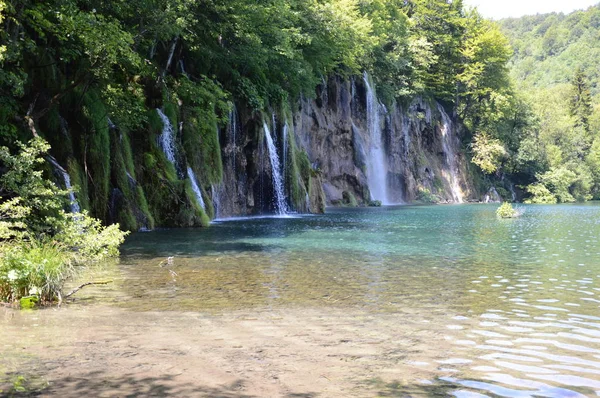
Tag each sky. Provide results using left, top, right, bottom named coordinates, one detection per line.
left=462, top=0, right=600, bottom=19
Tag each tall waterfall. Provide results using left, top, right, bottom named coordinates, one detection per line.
left=263, top=122, right=288, bottom=215
left=47, top=156, right=80, bottom=213
left=363, top=72, right=389, bottom=205
left=186, top=167, right=206, bottom=211
left=156, top=109, right=177, bottom=165
left=438, top=105, right=464, bottom=203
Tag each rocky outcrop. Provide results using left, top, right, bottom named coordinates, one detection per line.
left=209, top=74, right=476, bottom=218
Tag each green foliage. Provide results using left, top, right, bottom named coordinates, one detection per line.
left=524, top=183, right=557, bottom=204
left=496, top=202, right=520, bottom=218
left=1, top=242, right=72, bottom=303
left=0, top=138, right=127, bottom=304
left=342, top=191, right=358, bottom=207
left=471, top=132, right=508, bottom=174
left=416, top=188, right=440, bottom=204
left=495, top=7, right=600, bottom=204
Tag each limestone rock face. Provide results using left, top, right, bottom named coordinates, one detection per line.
left=211, top=75, right=476, bottom=218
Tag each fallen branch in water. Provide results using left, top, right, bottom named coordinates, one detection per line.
left=59, top=280, right=114, bottom=306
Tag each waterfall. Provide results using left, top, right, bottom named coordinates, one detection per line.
left=179, top=60, right=188, bottom=77
left=263, top=122, right=288, bottom=215
left=363, top=72, right=389, bottom=205
left=186, top=167, right=206, bottom=211
left=162, top=38, right=177, bottom=77
left=47, top=156, right=80, bottom=213
left=438, top=105, right=464, bottom=203
left=211, top=185, right=221, bottom=219
left=156, top=109, right=177, bottom=165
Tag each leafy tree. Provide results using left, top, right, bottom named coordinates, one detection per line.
left=569, top=67, right=593, bottom=133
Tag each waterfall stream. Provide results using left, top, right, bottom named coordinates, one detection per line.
left=263, top=122, right=288, bottom=215
left=186, top=167, right=206, bottom=211
left=47, top=156, right=80, bottom=213
left=363, top=72, right=389, bottom=205
left=438, top=105, right=464, bottom=203
left=156, top=109, right=177, bottom=165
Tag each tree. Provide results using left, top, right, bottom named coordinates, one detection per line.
left=569, top=67, right=593, bottom=133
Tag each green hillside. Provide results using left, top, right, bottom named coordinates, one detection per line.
left=492, top=5, right=600, bottom=202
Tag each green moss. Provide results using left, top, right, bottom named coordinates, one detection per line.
left=66, top=158, right=89, bottom=211
left=342, top=191, right=358, bottom=207
left=117, top=207, right=138, bottom=231
left=143, top=152, right=157, bottom=168
left=184, top=180, right=210, bottom=227
left=80, top=89, right=111, bottom=221
left=163, top=101, right=179, bottom=129
left=135, top=186, right=155, bottom=229
left=147, top=109, right=164, bottom=135
left=284, top=118, right=310, bottom=211
left=416, top=188, right=440, bottom=204
left=182, top=107, right=223, bottom=185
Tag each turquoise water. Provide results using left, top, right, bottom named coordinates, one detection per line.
left=116, top=203, right=600, bottom=397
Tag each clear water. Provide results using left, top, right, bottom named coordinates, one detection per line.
left=114, top=203, right=600, bottom=396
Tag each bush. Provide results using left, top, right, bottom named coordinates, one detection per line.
left=496, top=202, right=521, bottom=218
left=416, top=188, right=440, bottom=203
left=0, top=138, right=128, bottom=306
left=0, top=242, right=72, bottom=303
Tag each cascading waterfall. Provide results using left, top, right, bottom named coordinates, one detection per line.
left=211, top=185, right=221, bottom=219
left=186, top=167, right=206, bottom=211
left=363, top=72, right=389, bottom=205
left=179, top=60, right=188, bottom=77
left=47, top=156, right=80, bottom=213
left=438, top=105, right=464, bottom=203
left=162, top=39, right=177, bottom=77
left=263, top=122, right=288, bottom=215
left=156, top=109, right=177, bottom=165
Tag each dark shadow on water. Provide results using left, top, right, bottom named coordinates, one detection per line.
left=1, top=371, right=317, bottom=398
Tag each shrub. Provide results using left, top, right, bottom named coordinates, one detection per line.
left=496, top=202, right=522, bottom=218
left=0, top=138, right=128, bottom=306
left=416, top=188, right=440, bottom=203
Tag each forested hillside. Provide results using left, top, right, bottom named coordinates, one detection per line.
left=498, top=5, right=600, bottom=202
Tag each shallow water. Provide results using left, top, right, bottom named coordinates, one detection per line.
left=4, top=203, right=600, bottom=396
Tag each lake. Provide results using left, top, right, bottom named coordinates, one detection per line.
left=2, top=204, right=600, bottom=397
